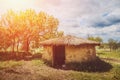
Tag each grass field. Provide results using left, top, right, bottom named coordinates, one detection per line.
left=0, top=60, right=23, bottom=70
left=0, top=59, right=119, bottom=80
left=97, top=49, right=120, bottom=60
left=0, top=49, right=120, bottom=80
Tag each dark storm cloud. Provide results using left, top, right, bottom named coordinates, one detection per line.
left=93, top=10, right=120, bottom=27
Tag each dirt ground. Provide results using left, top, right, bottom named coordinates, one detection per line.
left=0, top=61, right=74, bottom=80
left=0, top=58, right=120, bottom=80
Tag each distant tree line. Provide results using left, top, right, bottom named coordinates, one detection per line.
left=87, top=35, right=103, bottom=43
left=108, top=39, right=120, bottom=51
left=87, top=36, right=120, bottom=51
left=0, top=9, right=63, bottom=53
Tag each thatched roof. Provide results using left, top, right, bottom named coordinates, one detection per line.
left=40, top=35, right=100, bottom=46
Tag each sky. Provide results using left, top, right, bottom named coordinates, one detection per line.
left=0, top=0, right=120, bottom=42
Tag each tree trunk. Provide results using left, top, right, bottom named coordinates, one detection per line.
left=26, top=38, right=29, bottom=53
left=16, top=40, right=19, bottom=53
left=12, top=38, right=15, bottom=53
left=3, top=47, right=7, bottom=53
left=110, top=46, right=112, bottom=52
left=16, top=43, right=19, bottom=52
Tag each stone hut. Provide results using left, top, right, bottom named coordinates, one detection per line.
left=40, top=35, right=100, bottom=67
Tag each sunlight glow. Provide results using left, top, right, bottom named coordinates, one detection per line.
left=2, top=0, right=34, bottom=11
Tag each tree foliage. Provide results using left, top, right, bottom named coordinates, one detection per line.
left=108, top=38, right=119, bottom=51
left=0, top=9, right=63, bottom=52
left=87, top=36, right=103, bottom=43
left=0, top=27, right=11, bottom=51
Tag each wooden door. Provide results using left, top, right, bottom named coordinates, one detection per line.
left=52, top=45, right=65, bottom=67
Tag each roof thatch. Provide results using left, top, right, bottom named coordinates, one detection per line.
left=40, top=35, right=100, bottom=46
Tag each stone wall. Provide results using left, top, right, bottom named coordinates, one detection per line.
left=42, top=46, right=53, bottom=61
left=42, top=45, right=96, bottom=63
left=65, top=45, right=96, bottom=63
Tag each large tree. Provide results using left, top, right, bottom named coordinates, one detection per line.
left=0, top=9, right=62, bottom=53
left=0, top=27, right=11, bottom=52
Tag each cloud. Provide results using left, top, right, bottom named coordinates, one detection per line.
left=43, top=0, right=62, bottom=6
left=55, top=0, right=120, bottom=41
left=0, top=0, right=120, bottom=41
left=92, top=9, right=120, bottom=27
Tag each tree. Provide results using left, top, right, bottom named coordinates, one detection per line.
left=87, top=36, right=95, bottom=41
left=0, top=27, right=11, bottom=52
left=0, top=10, right=19, bottom=52
left=0, top=9, right=62, bottom=53
left=87, top=36, right=103, bottom=43
left=95, top=37, right=103, bottom=43
left=117, top=41, right=120, bottom=49
left=108, top=38, right=118, bottom=51
left=87, top=36, right=103, bottom=49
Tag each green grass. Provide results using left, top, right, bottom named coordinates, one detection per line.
left=27, top=59, right=120, bottom=80
left=97, top=49, right=120, bottom=59
left=68, top=63, right=120, bottom=80
left=0, top=59, right=120, bottom=80
left=0, top=60, right=23, bottom=69
left=0, top=50, right=120, bottom=80
left=31, top=59, right=45, bottom=66
left=30, top=60, right=120, bottom=80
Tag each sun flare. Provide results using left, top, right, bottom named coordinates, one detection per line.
left=2, top=0, right=34, bottom=11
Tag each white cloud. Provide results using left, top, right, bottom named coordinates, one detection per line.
left=0, top=0, right=120, bottom=41
left=56, top=0, right=120, bottom=41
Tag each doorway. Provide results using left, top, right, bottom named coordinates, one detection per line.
left=52, top=45, right=65, bottom=67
